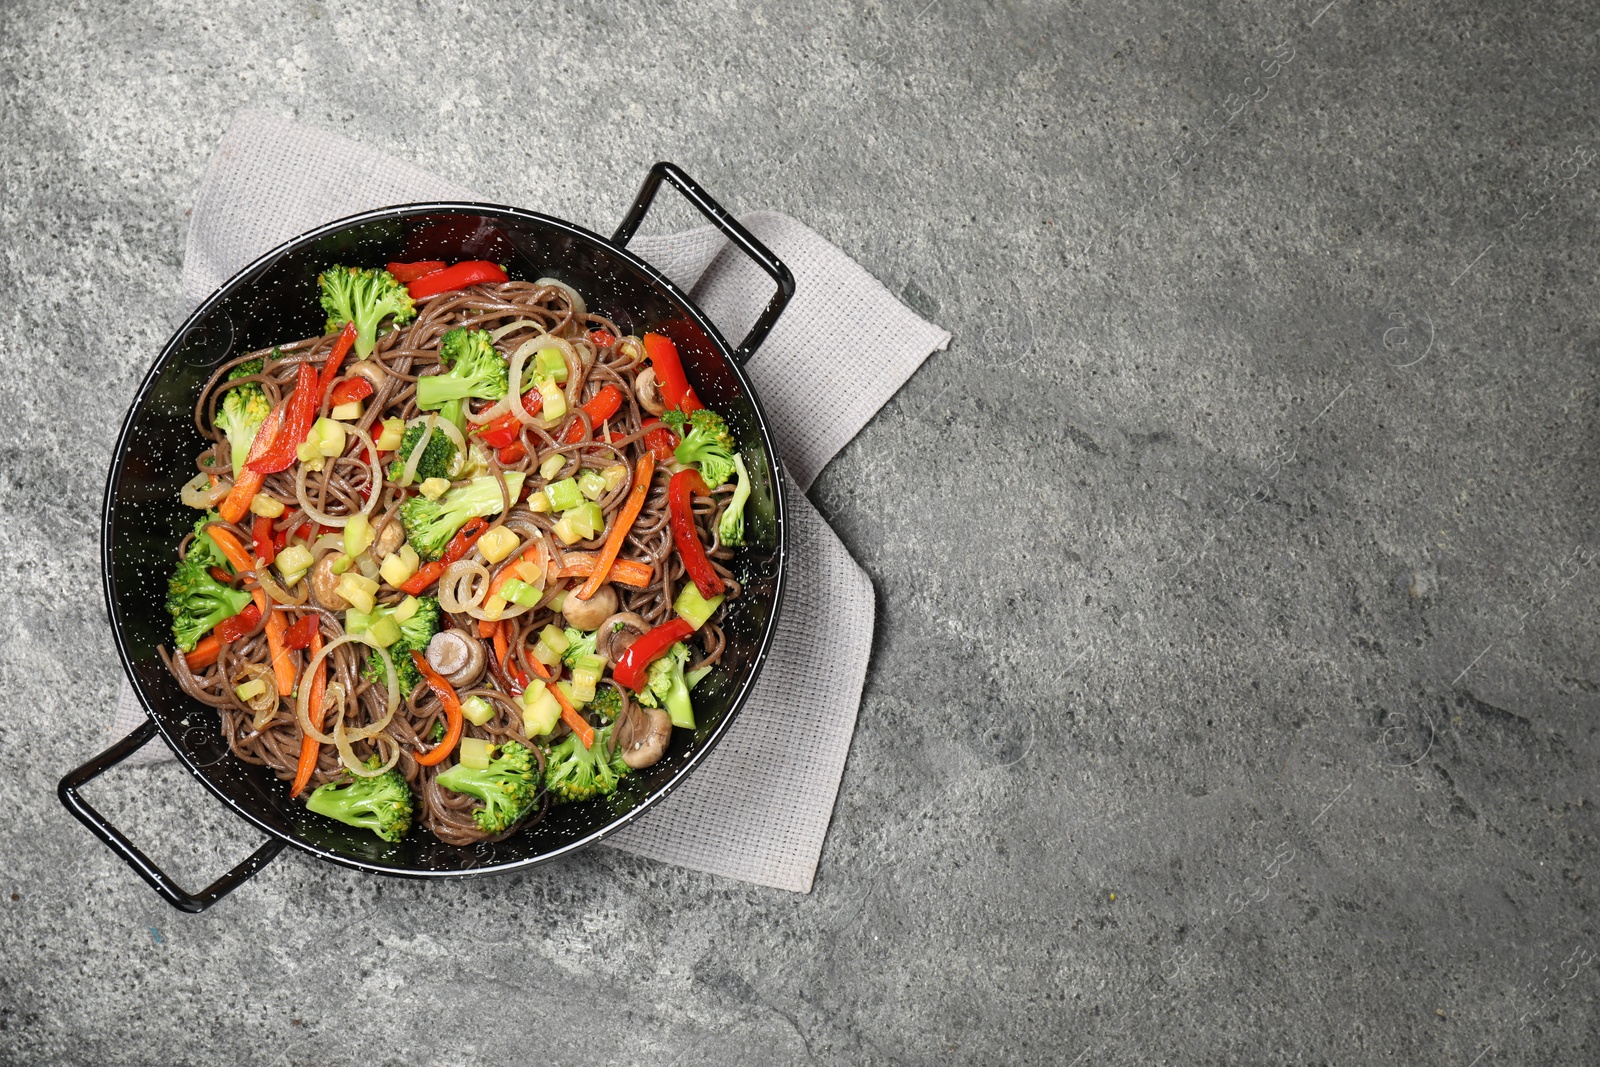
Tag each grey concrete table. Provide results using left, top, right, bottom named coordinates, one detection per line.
left=2, top=1, right=1596, bottom=1064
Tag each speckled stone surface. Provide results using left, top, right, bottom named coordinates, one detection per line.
left=2, top=1, right=1597, bottom=1064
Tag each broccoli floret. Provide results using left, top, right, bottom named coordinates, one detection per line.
left=560, top=627, right=598, bottom=667
left=216, top=376, right=271, bottom=478
left=165, top=553, right=253, bottom=653
left=544, top=725, right=630, bottom=804
left=187, top=511, right=232, bottom=571
left=662, top=408, right=736, bottom=487
left=387, top=421, right=459, bottom=483
left=305, top=758, right=415, bottom=842
left=588, top=685, right=624, bottom=722
left=435, top=741, right=543, bottom=833
left=634, top=640, right=695, bottom=729
left=717, top=452, right=751, bottom=547
left=318, top=266, right=417, bottom=359
left=361, top=595, right=441, bottom=698
left=415, top=328, right=508, bottom=411
left=399, top=473, right=525, bottom=560
left=228, top=357, right=264, bottom=380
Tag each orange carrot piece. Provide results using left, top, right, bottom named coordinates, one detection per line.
left=574, top=453, right=654, bottom=602
left=289, top=630, right=325, bottom=799
left=477, top=618, right=499, bottom=639
left=555, top=553, right=653, bottom=588
left=204, top=525, right=256, bottom=573
left=218, top=403, right=284, bottom=523
left=208, top=524, right=295, bottom=698
left=184, top=634, right=222, bottom=671
left=548, top=681, right=593, bottom=748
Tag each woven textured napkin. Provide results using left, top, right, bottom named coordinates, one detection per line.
left=109, top=111, right=948, bottom=893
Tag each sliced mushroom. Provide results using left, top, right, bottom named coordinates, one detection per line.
left=615, top=706, right=673, bottom=769
left=562, top=583, right=618, bottom=631
left=351, top=359, right=388, bottom=392
left=596, top=612, right=649, bottom=662
left=309, top=553, right=349, bottom=611
left=635, top=367, right=667, bottom=416
left=426, top=628, right=486, bottom=688
left=372, top=516, right=405, bottom=559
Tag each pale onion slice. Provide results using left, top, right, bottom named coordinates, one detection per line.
left=438, top=559, right=491, bottom=614
left=294, top=426, right=382, bottom=527
left=233, top=663, right=278, bottom=731
left=336, top=719, right=401, bottom=777
left=181, top=472, right=230, bottom=508
left=294, top=633, right=399, bottom=747
left=616, top=335, right=647, bottom=364
left=534, top=277, right=586, bottom=318
left=253, top=567, right=308, bottom=607
left=489, top=318, right=544, bottom=342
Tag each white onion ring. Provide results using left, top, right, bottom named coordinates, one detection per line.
left=438, top=559, right=490, bottom=614
left=336, top=719, right=401, bottom=777
left=294, top=633, right=399, bottom=748
left=293, top=425, right=381, bottom=528
left=396, top=416, right=435, bottom=487
left=505, top=338, right=542, bottom=428
left=181, top=472, right=230, bottom=508
left=489, top=318, right=543, bottom=342
left=534, top=277, right=586, bottom=319
left=253, top=566, right=308, bottom=606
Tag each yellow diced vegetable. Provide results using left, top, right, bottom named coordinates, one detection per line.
left=460, top=695, right=495, bottom=727
left=367, top=614, right=402, bottom=648
left=376, top=417, right=405, bottom=451
left=539, top=453, right=567, bottom=480
left=480, top=595, right=506, bottom=622
left=478, top=526, right=519, bottom=564
left=335, top=572, right=379, bottom=615
left=249, top=494, right=286, bottom=518
left=379, top=545, right=420, bottom=586
left=419, top=477, right=451, bottom=500
left=331, top=399, right=365, bottom=421
left=275, top=544, right=314, bottom=580
left=343, top=513, right=373, bottom=557
left=313, top=417, right=347, bottom=458
left=551, top=513, right=584, bottom=545
left=601, top=464, right=627, bottom=492
left=513, top=558, right=543, bottom=585
left=459, top=737, right=496, bottom=770
left=520, top=686, right=561, bottom=736
left=539, top=380, right=567, bottom=421
left=393, top=595, right=419, bottom=623
left=526, top=491, right=552, bottom=513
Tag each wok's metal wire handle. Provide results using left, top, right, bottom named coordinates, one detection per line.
left=611, top=161, right=796, bottom=366
left=58, top=718, right=285, bottom=913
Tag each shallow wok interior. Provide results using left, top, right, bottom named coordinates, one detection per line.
left=106, top=208, right=783, bottom=874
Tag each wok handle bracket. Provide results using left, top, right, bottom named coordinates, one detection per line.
left=612, top=161, right=796, bottom=366
left=58, top=718, right=285, bottom=913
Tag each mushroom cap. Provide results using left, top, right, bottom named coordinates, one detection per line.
left=426, top=627, right=486, bottom=688
left=562, top=583, right=618, bottom=631
left=635, top=367, right=668, bottom=416
left=616, top=706, right=673, bottom=769
left=595, top=611, right=649, bottom=662
left=309, top=553, right=349, bottom=611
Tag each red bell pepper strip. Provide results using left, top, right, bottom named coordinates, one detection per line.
left=613, top=617, right=695, bottom=692
left=396, top=517, right=489, bottom=594
left=641, top=419, right=679, bottom=462
left=212, top=602, right=261, bottom=644
left=472, top=388, right=543, bottom=450
left=588, top=329, right=615, bottom=348
left=642, top=332, right=704, bottom=412
left=407, top=261, right=509, bottom=300
left=387, top=260, right=447, bottom=283
left=668, top=468, right=726, bottom=600
left=328, top=375, right=374, bottom=406
left=290, top=629, right=326, bottom=799
left=560, top=384, right=624, bottom=445
left=283, top=613, right=320, bottom=651
left=219, top=402, right=284, bottom=523
left=317, top=321, right=359, bottom=398
left=251, top=514, right=277, bottom=566
left=410, top=650, right=465, bottom=766
left=248, top=362, right=320, bottom=474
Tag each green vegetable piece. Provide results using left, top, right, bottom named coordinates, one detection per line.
left=673, top=583, right=724, bottom=630
left=399, top=473, right=525, bottom=560
left=305, top=757, right=415, bottom=842
left=359, top=596, right=441, bottom=698
left=635, top=641, right=695, bottom=729
left=543, top=477, right=583, bottom=513
left=718, top=453, right=752, bottom=547
left=663, top=408, right=736, bottom=487
left=165, top=553, right=253, bottom=652
left=436, top=741, right=543, bottom=832
left=544, top=725, right=630, bottom=804
left=319, top=266, right=417, bottom=359
left=415, top=328, right=508, bottom=410
left=387, top=422, right=458, bottom=483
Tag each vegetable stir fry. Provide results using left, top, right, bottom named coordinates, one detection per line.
left=161, top=262, right=751, bottom=845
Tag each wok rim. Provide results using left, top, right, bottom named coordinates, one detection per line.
left=99, top=200, right=789, bottom=878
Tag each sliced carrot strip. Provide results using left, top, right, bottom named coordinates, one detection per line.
left=289, top=629, right=325, bottom=799
left=555, top=553, right=652, bottom=588
left=574, top=453, right=654, bottom=602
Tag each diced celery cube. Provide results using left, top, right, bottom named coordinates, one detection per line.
left=551, top=514, right=584, bottom=545
left=539, top=625, right=570, bottom=654
left=578, top=470, right=608, bottom=500
left=459, top=737, right=496, bottom=770
left=393, top=595, right=419, bottom=623
left=367, top=614, right=402, bottom=648
left=376, top=417, right=405, bottom=451
left=543, top=477, right=583, bottom=512
left=601, top=464, right=627, bottom=492
left=674, top=583, right=725, bottom=630
left=461, top=695, right=495, bottom=726
left=500, top=578, right=541, bottom=608
left=539, top=453, right=567, bottom=480
left=539, top=379, right=567, bottom=420
left=521, top=686, right=561, bottom=736
left=343, top=513, right=373, bottom=557
left=533, top=346, right=568, bottom=383
left=330, top=399, right=364, bottom=421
